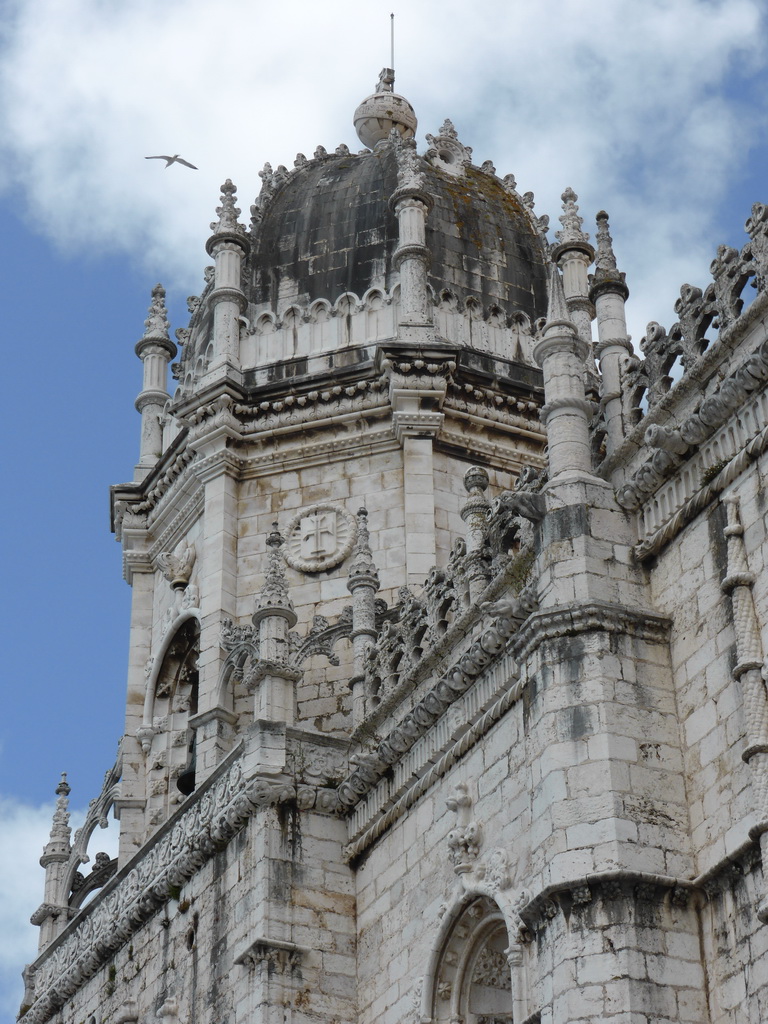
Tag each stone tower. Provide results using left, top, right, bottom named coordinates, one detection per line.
left=21, top=74, right=768, bottom=1024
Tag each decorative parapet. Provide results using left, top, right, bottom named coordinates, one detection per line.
left=619, top=200, right=768, bottom=427
left=338, top=571, right=538, bottom=815
left=616, top=331, right=768, bottom=514
left=218, top=603, right=354, bottom=696
left=20, top=749, right=311, bottom=1024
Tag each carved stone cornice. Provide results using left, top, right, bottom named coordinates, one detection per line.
left=122, top=548, right=154, bottom=584
left=237, top=425, right=398, bottom=479
left=191, top=448, right=243, bottom=484
left=343, top=671, right=523, bottom=862
left=632, top=421, right=768, bottom=561
left=147, top=488, right=204, bottom=563
left=519, top=872, right=695, bottom=937
left=234, top=936, right=307, bottom=971
left=509, top=601, right=670, bottom=664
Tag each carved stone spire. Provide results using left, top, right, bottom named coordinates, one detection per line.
left=209, top=179, right=246, bottom=239
left=555, top=187, right=590, bottom=249
left=594, top=210, right=617, bottom=271
left=589, top=212, right=632, bottom=459
left=545, top=262, right=574, bottom=328
left=348, top=508, right=379, bottom=588
left=251, top=524, right=299, bottom=724
left=533, top=267, right=593, bottom=479
left=347, top=509, right=380, bottom=726
left=33, top=774, right=74, bottom=952
left=720, top=495, right=768, bottom=921
left=134, top=285, right=176, bottom=479
left=552, top=187, right=595, bottom=348
left=591, top=211, right=629, bottom=296
left=204, top=180, right=248, bottom=372
left=42, top=774, right=72, bottom=861
left=253, top=524, right=296, bottom=622
left=142, top=284, right=171, bottom=342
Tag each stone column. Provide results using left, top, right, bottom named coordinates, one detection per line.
left=589, top=211, right=633, bottom=458
left=551, top=187, right=595, bottom=348
left=533, top=266, right=593, bottom=480
left=33, top=775, right=72, bottom=951
left=190, top=415, right=242, bottom=781
left=205, top=180, right=248, bottom=373
left=347, top=508, right=380, bottom=727
left=460, top=466, right=491, bottom=602
left=134, top=284, right=176, bottom=481
left=250, top=525, right=299, bottom=725
left=390, top=376, right=445, bottom=586
left=720, top=494, right=768, bottom=920
left=114, top=511, right=154, bottom=862
left=390, top=135, right=434, bottom=343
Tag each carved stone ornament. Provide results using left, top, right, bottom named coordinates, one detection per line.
left=283, top=503, right=358, bottom=573
left=425, top=119, right=472, bottom=177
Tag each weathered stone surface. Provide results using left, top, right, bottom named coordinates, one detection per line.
left=24, top=78, right=768, bottom=1024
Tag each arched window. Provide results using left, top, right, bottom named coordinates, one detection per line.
left=431, top=896, right=513, bottom=1024
left=145, top=618, right=200, bottom=824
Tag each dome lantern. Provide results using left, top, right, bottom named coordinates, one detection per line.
left=353, top=68, right=417, bottom=150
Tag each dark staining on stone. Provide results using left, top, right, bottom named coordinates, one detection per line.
left=277, top=797, right=302, bottom=861
left=707, top=500, right=729, bottom=581
left=426, top=167, right=548, bottom=319
left=249, top=149, right=399, bottom=309
left=565, top=703, right=593, bottom=741
left=246, top=149, right=548, bottom=321
left=543, top=505, right=590, bottom=545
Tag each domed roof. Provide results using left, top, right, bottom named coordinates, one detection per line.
left=246, top=136, right=549, bottom=323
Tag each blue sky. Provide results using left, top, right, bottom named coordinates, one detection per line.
left=1, top=0, right=767, bottom=1016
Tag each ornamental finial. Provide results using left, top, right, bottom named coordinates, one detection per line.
left=555, top=186, right=590, bottom=247
left=44, top=773, right=72, bottom=852
left=353, top=69, right=417, bottom=149
left=210, top=179, right=246, bottom=236
left=142, top=284, right=170, bottom=341
left=348, top=508, right=379, bottom=588
left=253, top=523, right=295, bottom=619
left=594, top=211, right=617, bottom=272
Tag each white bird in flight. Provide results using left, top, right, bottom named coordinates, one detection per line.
left=145, top=154, right=198, bottom=169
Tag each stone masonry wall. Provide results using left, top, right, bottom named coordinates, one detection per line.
left=33, top=796, right=356, bottom=1024
left=647, top=455, right=768, bottom=875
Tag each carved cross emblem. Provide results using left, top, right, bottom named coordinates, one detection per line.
left=300, top=512, right=337, bottom=558
left=284, top=503, right=357, bottom=574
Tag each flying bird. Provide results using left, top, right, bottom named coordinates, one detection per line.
left=145, top=154, right=198, bottom=170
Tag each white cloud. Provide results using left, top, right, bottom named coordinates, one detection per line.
left=0, top=795, right=120, bottom=1019
left=1, top=0, right=766, bottom=346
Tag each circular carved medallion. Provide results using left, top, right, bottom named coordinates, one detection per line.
left=283, top=503, right=357, bottom=573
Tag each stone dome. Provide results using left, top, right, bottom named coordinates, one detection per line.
left=246, top=139, right=549, bottom=322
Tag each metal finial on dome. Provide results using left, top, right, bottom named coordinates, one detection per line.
left=353, top=67, right=417, bottom=150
